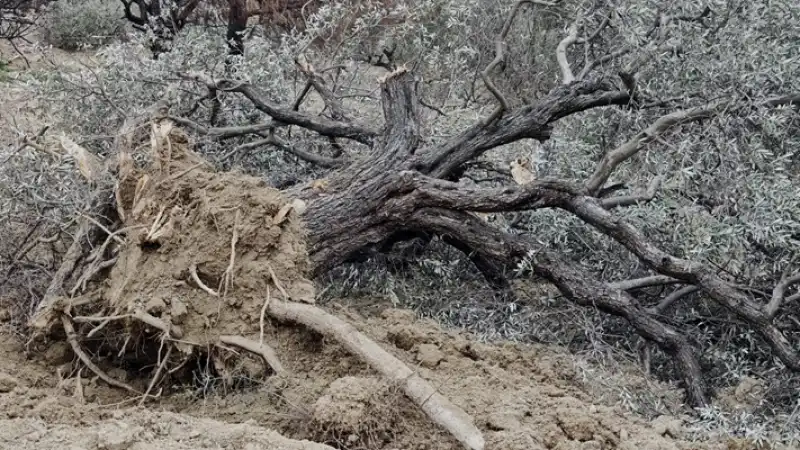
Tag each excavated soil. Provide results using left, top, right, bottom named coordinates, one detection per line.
left=1, top=304, right=777, bottom=450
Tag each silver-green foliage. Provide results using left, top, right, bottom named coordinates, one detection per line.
left=43, top=0, right=127, bottom=50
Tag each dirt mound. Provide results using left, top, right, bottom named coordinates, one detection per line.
left=0, top=412, right=334, bottom=450
left=27, top=120, right=318, bottom=395
left=111, top=120, right=314, bottom=343
left=0, top=298, right=776, bottom=450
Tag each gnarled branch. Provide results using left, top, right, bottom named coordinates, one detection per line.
left=179, top=72, right=378, bottom=146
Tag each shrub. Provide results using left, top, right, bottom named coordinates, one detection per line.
left=42, top=0, right=126, bottom=50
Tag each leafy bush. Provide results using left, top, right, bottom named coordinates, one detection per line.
left=42, top=0, right=126, bottom=50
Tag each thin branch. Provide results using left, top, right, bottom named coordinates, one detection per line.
left=648, top=286, right=700, bottom=315
left=600, top=176, right=663, bottom=209
left=295, top=57, right=349, bottom=121
left=227, top=132, right=342, bottom=168
left=579, top=14, right=611, bottom=44
left=585, top=105, right=717, bottom=194
left=766, top=271, right=800, bottom=319
left=168, top=115, right=276, bottom=139
left=609, top=274, right=680, bottom=291
left=578, top=47, right=630, bottom=80
left=179, top=72, right=378, bottom=146
left=481, top=0, right=556, bottom=124
left=292, top=80, right=313, bottom=111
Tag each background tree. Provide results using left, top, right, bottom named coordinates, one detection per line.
left=0, top=0, right=39, bottom=63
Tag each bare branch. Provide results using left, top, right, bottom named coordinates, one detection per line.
left=600, top=176, right=663, bottom=209
left=609, top=274, right=680, bottom=291
left=179, top=72, right=378, bottom=146
left=649, top=286, right=700, bottom=315
left=556, top=19, right=580, bottom=84
left=561, top=195, right=800, bottom=371
left=229, top=132, right=342, bottom=168
left=168, top=115, right=277, bottom=139
left=585, top=105, right=717, bottom=194
left=579, top=13, right=611, bottom=44
left=766, top=271, right=800, bottom=319
left=295, top=57, right=350, bottom=121
left=408, top=208, right=707, bottom=406
left=585, top=92, right=800, bottom=195
left=415, top=78, right=630, bottom=178
left=578, top=47, right=630, bottom=80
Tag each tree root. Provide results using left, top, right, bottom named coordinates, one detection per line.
left=219, top=209, right=241, bottom=298
left=189, top=263, right=219, bottom=297
left=60, top=314, right=141, bottom=394
left=218, top=335, right=285, bottom=374
left=140, top=344, right=172, bottom=406
left=30, top=220, right=93, bottom=331
left=265, top=300, right=485, bottom=450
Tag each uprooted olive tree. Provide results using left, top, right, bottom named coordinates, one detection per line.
left=20, top=0, right=800, bottom=441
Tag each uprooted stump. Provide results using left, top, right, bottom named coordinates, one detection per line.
left=28, top=119, right=485, bottom=450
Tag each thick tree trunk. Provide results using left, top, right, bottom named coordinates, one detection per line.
left=226, top=0, right=247, bottom=57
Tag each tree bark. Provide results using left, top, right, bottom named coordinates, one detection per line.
left=226, top=0, right=247, bottom=57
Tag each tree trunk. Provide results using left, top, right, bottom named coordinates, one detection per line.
left=226, top=0, right=247, bottom=57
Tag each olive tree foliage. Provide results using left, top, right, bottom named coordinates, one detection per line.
left=0, top=0, right=40, bottom=62
left=9, top=0, right=800, bottom=414
left=42, top=0, right=127, bottom=50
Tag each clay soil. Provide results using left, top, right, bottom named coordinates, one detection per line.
left=4, top=297, right=781, bottom=450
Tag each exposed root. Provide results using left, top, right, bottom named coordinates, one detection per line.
left=266, top=262, right=290, bottom=300
left=132, top=309, right=182, bottom=339
left=145, top=205, right=168, bottom=242
left=140, top=344, right=172, bottom=406
left=190, top=263, right=219, bottom=297
left=30, top=220, right=93, bottom=331
left=74, top=368, right=85, bottom=404
left=60, top=314, right=141, bottom=394
left=266, top=300, right=485, bottom=450
left=260, top=286, right=271, bottom=346
left=218, top=335, right=285, bottom=374
left=219, top=209, right=241, bottom=298
left=71, top=224, right=146, bottom=296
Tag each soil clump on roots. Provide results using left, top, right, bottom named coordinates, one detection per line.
left=34, top=121, right=315, bottom=397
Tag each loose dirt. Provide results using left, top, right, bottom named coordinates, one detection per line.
left=1, top=301, right=774, bottom=450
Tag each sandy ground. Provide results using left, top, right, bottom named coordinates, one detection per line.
left=1, top=304, right=758, bottom=450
